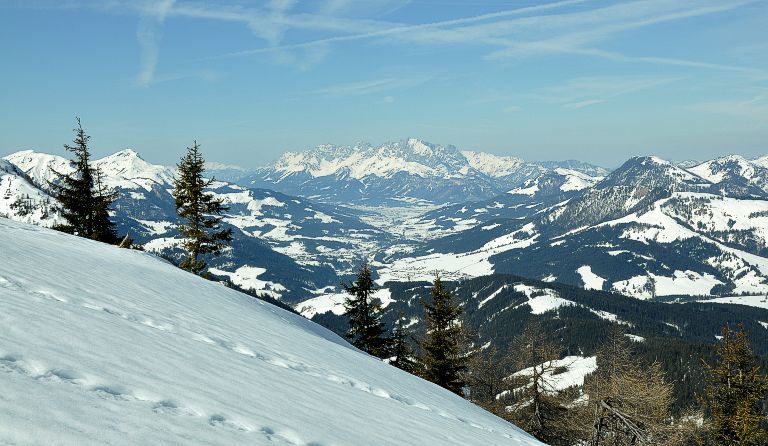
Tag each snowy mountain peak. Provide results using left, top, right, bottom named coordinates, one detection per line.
left=93, top=150, right=175, bottom=191
left=509, top=168, right=601, bottom=196
left=688, top=154, right=768, bottom=195
left=269, top=139, right=470, bottom=180
left=753, top=155, right=768, bottom=168
left=3, top=150, right=73, bottom=189
left=598, top=155, right=704, bottom=191
left=461, top=151, right=525, bottom=178
left=405, top=137, right=436, bottom=155
left=689, top=154, right=755, bottom=182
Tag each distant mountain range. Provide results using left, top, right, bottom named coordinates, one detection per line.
left=208, top=138, right=610, bottom=205
left=2, top=140, right=767, bottom=302
left=378, top=154, right=768, bottom=299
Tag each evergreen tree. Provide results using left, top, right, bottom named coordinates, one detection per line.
left=421, top=274, right=467, bottom=395
left=172, top=141, right=232, bottom=275
left=705, top=324, right=768, bottom=446
left=343, top=263, right=389, bottom=358
left=91, top=167, right=119, bottom=244
left=50, top=118, right=117, bottom=243
left=390, top=313, right=418, bottom=374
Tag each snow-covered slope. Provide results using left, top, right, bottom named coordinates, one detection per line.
left=4, top=150, right=73, bottom=188
left=0, top=217, right=542, bottom=446
left=461, top=151, right=525, bottom=178
left=94, top=149, right=175, bottom=191
left=0, top=159, right=59, bottom=225
left=688, top=155, right=768, bottom=196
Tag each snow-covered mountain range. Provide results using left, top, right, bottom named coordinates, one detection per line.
left=210, top=138, right=609, bottom=205
left=0, top=217, right=542, bottom=445
left=3, top=142, right=768, bottom=301
left=380, top=155, right=768, bottom=299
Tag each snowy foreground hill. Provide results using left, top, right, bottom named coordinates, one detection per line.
left=0, top=218, right=542, bottom=446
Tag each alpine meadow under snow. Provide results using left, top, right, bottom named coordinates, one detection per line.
left=0, top=218, right=543, bottom=446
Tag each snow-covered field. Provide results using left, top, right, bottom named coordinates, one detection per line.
left=512, top=356, right=597, bottom=394
left=0, top=218, right=542, bottom=445
left=700, top=294, right=768, bottom=310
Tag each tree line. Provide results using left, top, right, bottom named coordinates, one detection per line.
left=342, top=263, right=467, bottom=394
left=343, top=263, right=768, bottom=446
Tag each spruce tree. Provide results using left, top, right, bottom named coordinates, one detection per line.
left=705, top=324, right=768, bottom=446
left=172, top=141, right=232, bottom=275
left=91, top=166, right=119, bottom=244
left=421, top=274, right=467, bottom=395
left=343, top=263, right=389, bottom=358
left=51, top=118, right=117, bottom=243
left=390, top=313, right=418, bottom=374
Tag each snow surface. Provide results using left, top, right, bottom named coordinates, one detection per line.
left=0, top=218, right=543, bottom=446
left=625, top=334, right=646, bottom=343
left=297, top=288, right=394, bottom=319
left=553, top=168, right=602, bottom=191
left=461, top=151, right=524, bottom=178
left=377, top=224, right=538, bottom=283
left=208, top=265, right=287, bottom=298
left=3, top=150, right=72, bottom=188
left=511, top=356, right=597, bottom=394
left=576, top=266, right=605, bottom=291
left=512, top=284, right=575, bottom=315
left=0, top=160, right=61, bottom=226
left=701, top=295, right=768, bottom=310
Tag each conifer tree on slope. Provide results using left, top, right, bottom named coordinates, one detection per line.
left=343, top=263, right=389, bottom=358
left=421, top=274, right=467, bottom=395
left=390, top=313, right=418, bottom=374
left=172, top=141, right=232, bottom=275
left=706, top=324, right=768, bottom=446
left=91, top=166, right=119, bottom=244
left=50, top=118, right=118, bottom=243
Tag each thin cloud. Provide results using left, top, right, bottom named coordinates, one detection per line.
left=196, top=0, right=593, bottom=61
left=563, top=99, right=606, bottom=109
left=311, top=77, right=426, bottom=96
left=134, top=0, right=175, bottom=87
left=689, top=92, right=768, bottom=122
left=534, top=75, right=685, bottom=109
left=188, top=0, right=765, bottom=80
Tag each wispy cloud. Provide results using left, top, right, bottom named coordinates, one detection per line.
left=24, top=0, right=766, bottom=84
left=135, top=0, right=175, bottom=87
left=311, top=77, right=426, bottom=96
left=535, top=75, right=685, bottom=109
left=190, top=0, right=763, bottom=78
left=563, top=99, right=606, bottom=110
left=689, top=91, right=768, bottom=122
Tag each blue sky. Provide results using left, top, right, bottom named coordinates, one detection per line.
left=1, top=0, right=766, bottom=168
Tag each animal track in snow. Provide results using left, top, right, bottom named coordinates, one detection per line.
left=31, top=289, right=67, bottom=303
